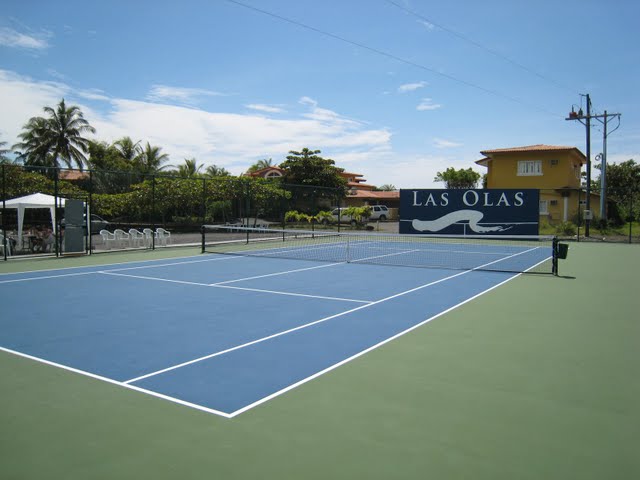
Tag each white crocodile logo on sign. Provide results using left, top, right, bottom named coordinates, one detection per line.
left=411, top=210, right=512, bottom=233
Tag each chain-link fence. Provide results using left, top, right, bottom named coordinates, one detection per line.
left=539, top=187, right=639, bottom=243
left=0, top=165, right=346, bottom=260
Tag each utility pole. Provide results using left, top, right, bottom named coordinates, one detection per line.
left=566, top=94, right=592, bottom=236
left=567, top=98, right=622, bottom=231
left=594, top=110, right=622, bottom=220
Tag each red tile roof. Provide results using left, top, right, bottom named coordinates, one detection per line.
left=480, top=144, right=583, bottom=155
left=478, top=144, right=587, bottom=166
left=348, top=190, right=399, bottom=199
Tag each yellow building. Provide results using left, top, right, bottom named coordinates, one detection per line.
left=475, top=144, right=600, bottom=224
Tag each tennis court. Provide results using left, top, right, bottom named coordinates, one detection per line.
left=1, top=237, right=638, bottom=480
left=0, top=228, right=555, bottom=418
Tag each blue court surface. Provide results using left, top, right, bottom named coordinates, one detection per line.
left=0, top=245, right=551, bottom=418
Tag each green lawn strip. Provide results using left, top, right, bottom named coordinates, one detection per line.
left=1, top=242, right=638, bottom=479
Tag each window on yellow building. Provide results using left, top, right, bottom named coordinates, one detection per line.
left=518, top=160, right=542, bottom=176
left=539, top=200, right=549, bottom=215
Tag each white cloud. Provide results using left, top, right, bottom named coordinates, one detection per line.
left=398, top=81, right=427, bottom=93
left=416, top=98, right=442, bottom=111
left=0, top=27, right=50, bottom=50
left=0, top=72, right=390, bottom=174
left=0, top=70, right=69, bottom=141
left=245, top=104, right=285, bottom=114
left=78, top=88, right=110, bottom=101
left=0, top=68, right=475, bottom=188
left=298, top=96, right=318, bottom=108
left=146, top=85, right=226, bottom=104
left=418, top=20, right=435, bottom=30
left=433, top=138, right=462, bottom=149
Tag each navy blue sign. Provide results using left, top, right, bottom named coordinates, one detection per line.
left=399, top=189, right=540, bottom=235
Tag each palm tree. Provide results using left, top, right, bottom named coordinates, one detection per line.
left=377, top=184, right=397, bottom=191
left=13, top=117, right=53, bottom=166
left=247, top=158, right=274, bottom=173
left=44, top=99, right=96, bottom=170
left=205, top=164, right=230, bottom=177
left=137, top=142, right=169, bottom=174
left=113, top=136, right=142, bottom=164
left=176, top=158, right=204, bottom=177
left=0, top=138, right=13, bottom=164
left=13, top=99, right=95, bottom=170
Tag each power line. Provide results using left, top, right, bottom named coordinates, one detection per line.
left=385, top=0, right=577, bottom=95
left=224, top=0, right=563, bottom=118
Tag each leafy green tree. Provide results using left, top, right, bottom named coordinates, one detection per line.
left=87, top=140, right=134, bottom=172
left=86, top=140, right=140, bottom=193
left=595, top=159, right=640, bottom=221
left=280, top=148, right=347, bottom=192
left=376, top=184, right=396, bottom=191
left=434, top=167, right=481, bottom=189
left=1, top=164, right=85, bottom=199
left=13, top=99, right=95, bottom=170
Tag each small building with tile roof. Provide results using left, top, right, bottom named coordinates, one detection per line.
left=475, top=144, right=599, bottom=223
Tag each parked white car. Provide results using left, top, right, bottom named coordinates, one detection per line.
left=325, top=205, right=389, bottom=225
left=326, top=208, right=366, bottom=226
left=368, top=205, right=389, bottom=221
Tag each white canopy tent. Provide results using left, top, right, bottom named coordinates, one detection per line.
left=2, top=193, right=67, bottom=250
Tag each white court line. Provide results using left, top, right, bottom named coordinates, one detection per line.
left=228, top=271, right=523, bottom=418
left=123, top=246, right=539, bottom=386
left=0, top=270, right=99, bottom=284
left=98, top=271, right=371, bottom=304
left=107, top=254, right=242, bottom=272
left=99, top=271, right=212, bottom=287
left=0, top=346, right=232, bottom=418
left=350, top=249, right=421, bottom=264
left=212, top=261, right=344, bottom=285
left=2, top=245, right=549, bottom=419
left=122, top=268, right=476, bottom=385
left=0, top=253, right=239, bottom=284
left=0, top=250, right=214, bottom=277
left=212, top=284, right=371, bottom=304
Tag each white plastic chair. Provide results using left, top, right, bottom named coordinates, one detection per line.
left=113, top=229, right=130, bottom=248
left=142, top=228, right=155, bottom=248
left=100, top=230, right=116, bottom=249
left=128, top=228, right=145, bottom=248
left=155, top=227, right=171, bottom=246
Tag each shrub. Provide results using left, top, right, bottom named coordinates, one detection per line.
left=555, top=221, right=577, bottom=236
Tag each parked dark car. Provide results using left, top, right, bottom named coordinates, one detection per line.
left=61, top=214, right=111, bottom=233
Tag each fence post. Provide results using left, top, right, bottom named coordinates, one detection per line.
left=151, top=174, right=156, bottom=250
left=201, top=177, right=207, bottom=228
left=2, top=165, right=6, bottom=261
left=88, top=169, right=93, bottom=255
left=54, top=167, right=60, bottom=257
left=629, top=195, right=633, bottom=244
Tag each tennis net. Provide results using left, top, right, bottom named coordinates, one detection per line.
left=201, top=225, right=558, bottom=275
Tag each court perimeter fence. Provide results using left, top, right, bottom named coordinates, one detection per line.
left=0, top=164, right=346, bottom=260
left=1, top=165, right=638, bottom=260
left=538, top=187, right=639, bottom=244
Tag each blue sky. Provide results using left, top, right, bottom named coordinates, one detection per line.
left=1, top=0, right=638, bottom=188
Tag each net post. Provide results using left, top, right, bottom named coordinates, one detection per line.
left=346, top=233, right=350, bottom=263
left=200, top=225, right=205, bottom=253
